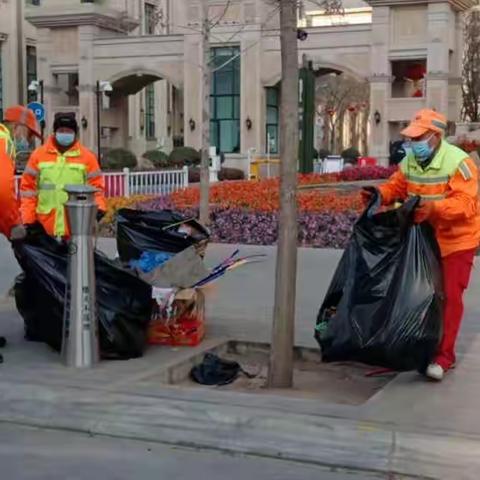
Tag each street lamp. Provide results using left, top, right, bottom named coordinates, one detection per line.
left=28, top=79, right=45, bottom=139
left=95, top=80, right=113, bottom=163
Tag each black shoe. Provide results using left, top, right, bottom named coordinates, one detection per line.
left=0, top=337, right=5, bottom=348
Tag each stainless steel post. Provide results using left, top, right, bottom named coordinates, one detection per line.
left=62, top=185, right=99, bottom=368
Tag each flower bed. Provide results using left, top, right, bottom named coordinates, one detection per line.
left=101, top=167, right=394, bottom=248
left=298, top=165, right=397, bottom=185
left=167, top=169, right=389, bottom=212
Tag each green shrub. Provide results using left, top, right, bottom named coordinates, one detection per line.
left=142, top=150, right=169, bottom=169
left=169, top=146, right=201, bottom=167
left=102, top=148, right=137, bottom=171
left=218, top=167, right=245, bottom=181
left=341, top=147, right=361, bottom=162
left=318, top=148, right=331, bottom=160
left=188, top=167, right=245, bottom=183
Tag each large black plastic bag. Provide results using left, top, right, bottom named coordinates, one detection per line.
left=315, top=195, right=443, bottom=372
left=14, top=231, right=152, bottom=359
left=116, top=209, right=210, bottom=263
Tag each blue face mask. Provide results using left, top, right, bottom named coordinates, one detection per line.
left=15, top=138, right=30, bottom=153
left=410, top=135, right=434, bottom=162
left=55, top=132, right=75, bottom=147
left=401, top=142, right=411, bottom=157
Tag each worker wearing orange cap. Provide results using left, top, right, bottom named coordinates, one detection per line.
left=0, top=105, right=41, bottom=240
left=20, top=112, right=106, bottom=238
left=362, top=109, right=480, bottom=381
left=0, top=106, right=42, bottom=361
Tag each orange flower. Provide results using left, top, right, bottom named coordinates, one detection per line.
left=103, top=195, right=153, bottom=224
left=169, top=178, right=362, bottom=214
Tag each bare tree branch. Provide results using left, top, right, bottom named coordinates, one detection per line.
left=209, top=0, right=233, bottom=30
left=316, top=74, right=369, bottom=151
left=462, top=10, right=480, bottom=122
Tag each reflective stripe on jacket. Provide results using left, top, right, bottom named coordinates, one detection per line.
left=378, top=140, right=480, bottom=257
left=20, top=136, right=106, bottom=237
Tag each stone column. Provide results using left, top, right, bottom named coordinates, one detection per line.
left=128, top=91, right=148, bottom=157
left=447, top=12, right=464, bottom=122
left=183, top=31, right=203, bottom=149
left=36, top=27, right=54, bottom=133
left=241, top=26, right=263, bottom=153
left=155, top=79, right=169, bottom=148
left=183, top=33, right=202, bottom=149
left=78, top=25, right=97, bottom=153
left=368, top=6, right=390, bottom=164
left=3, top=2, right=21, bottom=106
left=425, top=3, right=451, bottom=115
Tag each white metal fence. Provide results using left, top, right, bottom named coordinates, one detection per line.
left=15, top=166, right=189, bottom=198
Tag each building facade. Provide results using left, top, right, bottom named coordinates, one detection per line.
left=0, top=0, right=473, bottom=168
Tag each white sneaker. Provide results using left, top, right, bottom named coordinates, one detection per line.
left=426, top=363, right=445, bottom=381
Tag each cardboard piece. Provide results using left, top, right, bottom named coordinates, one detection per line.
left=137, top=246, right=209, bottom=289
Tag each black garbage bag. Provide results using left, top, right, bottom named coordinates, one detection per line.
left=116, top=209, right=210, bottom=263
left=14, top=229, right=153, bottom=359
left=315, top=195, right=443, bottom=372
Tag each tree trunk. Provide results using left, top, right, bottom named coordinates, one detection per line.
left=267, top=0, right=299, bottom=389
left=338, top=111, right=345, bottom=152
left=199, top=0, right=210, bottom=225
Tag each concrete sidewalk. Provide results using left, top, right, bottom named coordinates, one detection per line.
left=1, top=240, right=480, bottom=478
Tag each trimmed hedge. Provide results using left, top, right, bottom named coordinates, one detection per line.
left=168, top=146, right=201, bottom=167
left=341, top=147, right=361, bottom=163
left=102, top=148, right=137, bottom=171
left=188, top=167, right=245, bottom=183
left=143, top=150, right=169, bottom=169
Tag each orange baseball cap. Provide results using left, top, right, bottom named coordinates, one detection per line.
left=401, top=109, right=447, bottom=139
left=4, top=105, right=42, bottom=138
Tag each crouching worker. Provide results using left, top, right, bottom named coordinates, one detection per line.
left=362, top=109, right=480, bottom=381
left=20, top=112, right=106, bottom=238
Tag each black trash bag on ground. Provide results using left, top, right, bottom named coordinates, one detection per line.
left=116, top=209, right=210, bottom=263
left=14, top=228, right=153, bottom=359
left=190, top=353, right=255, bottom=386
left=315, top=194, right=443, bottom=372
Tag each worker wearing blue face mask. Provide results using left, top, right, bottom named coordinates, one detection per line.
left=20, top=112, right=106, bottom=237
left=362, top=109, right=480, bottom=382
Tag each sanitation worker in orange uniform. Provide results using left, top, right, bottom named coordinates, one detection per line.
left=0, top=105, right=42, bottom=361
left=362, top=109, right=480, bottom=381
left=20, top=112, right=106, bottom=238
left=0, top=106, right=42, bottom=240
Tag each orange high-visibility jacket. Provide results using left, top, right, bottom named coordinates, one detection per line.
left=20, top=136, right=106, bottom=237
left=378, top=141, right=480, bottom=257
left=0, top=123, right=21, bottom=238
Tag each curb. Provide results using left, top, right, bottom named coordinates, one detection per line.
left=0, top=380, right=478, bottom=479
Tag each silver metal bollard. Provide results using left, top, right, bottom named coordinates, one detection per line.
left=61, top=184, right=100, bottom=368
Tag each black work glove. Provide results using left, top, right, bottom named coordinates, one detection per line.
left=10, top=225, right=27, bottom=242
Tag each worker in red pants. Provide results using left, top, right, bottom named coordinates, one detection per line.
left=362, top=109, right=480, bottom=381
left=438, top=250, right=476, bottom=370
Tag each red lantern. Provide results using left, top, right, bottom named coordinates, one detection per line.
left=347, top=104, right=357, bottom=112
left=405, top=63, right=426, bottom=81
left=326, top=108, right=335, bottom=117
left=412, top=89, right=423, bottom=98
